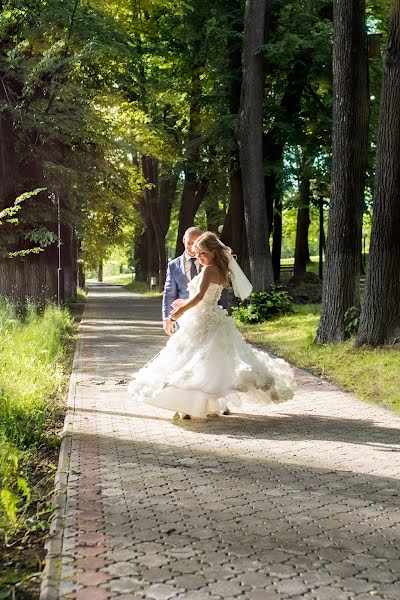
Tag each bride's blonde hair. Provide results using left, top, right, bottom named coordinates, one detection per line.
left=193, top=231, right=229, bottom=284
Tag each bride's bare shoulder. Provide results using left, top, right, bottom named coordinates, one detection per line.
left=202, top=264, right=222, bottom=284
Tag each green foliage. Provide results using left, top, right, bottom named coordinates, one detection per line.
left=0, top=442, right=29, bottom=527
left=233, top=289, right=294, bottom=324
left=344, top=306, right=361, bottom=339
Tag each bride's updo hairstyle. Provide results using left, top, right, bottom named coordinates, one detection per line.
left=193, top=231, right=229, bottom=284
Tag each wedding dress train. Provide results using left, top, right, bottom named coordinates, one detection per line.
left=128, top=274, right=294, bottom=418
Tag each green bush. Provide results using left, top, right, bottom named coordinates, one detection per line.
left=233, top=289, right=294, bottom=324
left=344, top=306, right=361, bottom=338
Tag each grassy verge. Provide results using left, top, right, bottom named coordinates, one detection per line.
left=87, top=273, right=163, bottom=297
left=0, top=297, right=79, bottom=598
left=238, top=305, right=400, bottom=414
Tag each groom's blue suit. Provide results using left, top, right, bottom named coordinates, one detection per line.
left=162, top=254, right=229, bottom=320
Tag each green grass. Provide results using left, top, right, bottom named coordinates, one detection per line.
left=0, top=295, right=75, bottom=597
left=87, top=273, right=163, bottom=297
left=238, top=304, right=400, bottom=414
left=124, top=280, right=163, bottom=297
left=0, top=298, right=73, bottom=548
left=0, top=301, right=71, bottom=449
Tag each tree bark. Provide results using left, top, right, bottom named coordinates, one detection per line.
left=97, top=261, right=103, bottom=283
left=175, top=180, right=208, bottom=256
left=294, top=167, right=311, bottom=278
left=318, top=196, right=326, bottom=280
left=159, top=173, right=178, bottom=238
left=236, top=0, right=274, bottom=290
left=0, top=108, right=17, bottom=208
left=264, top=52, right=314, bottom=281
left=272, top=195, right=282, bottom=282
left=205, top=193, right=222, bottom=233
left=317, top=0, right=369, bottom=343
left=175, top=68, right=207, bottom=256
left=357, top=6, right=400, bottom=345
left=142, top=155, right=168, bottom=289
left=221, top=1, right=246, bottom=262
left=134, top=228, right=148, bottom=282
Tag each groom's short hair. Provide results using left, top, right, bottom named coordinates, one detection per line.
left=183, top=227, right=203, bottom=241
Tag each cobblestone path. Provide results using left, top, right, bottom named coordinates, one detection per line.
left=41, top=284, right=400, bottom=600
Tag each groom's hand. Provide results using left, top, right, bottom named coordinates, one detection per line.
left=163, top=318, right=174, bottom=336
left=171, top=299, right=185, bottom=308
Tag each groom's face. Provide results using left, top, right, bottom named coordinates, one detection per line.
left=184, top=233, right=201, bottom=257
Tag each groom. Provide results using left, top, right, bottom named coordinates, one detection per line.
left=162, top=226, right=229, bottom=336
left=162, top=226, right=230, bottom=417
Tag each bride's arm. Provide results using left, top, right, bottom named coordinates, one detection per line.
left=170, top=268, right=213, bottom=319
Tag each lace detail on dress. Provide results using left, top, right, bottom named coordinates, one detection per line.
left=187, top=275, right=223, bottom=305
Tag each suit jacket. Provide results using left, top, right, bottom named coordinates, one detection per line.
left=162, top=254, right=229, bottom=320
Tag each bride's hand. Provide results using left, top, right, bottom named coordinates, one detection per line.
left=170, top=306, right=185, bottom=320
left=171, top=299, right=186, bottom=308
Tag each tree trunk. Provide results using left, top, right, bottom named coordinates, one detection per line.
left=175, top=68, right=207, bottom=256
left=272, top=195, right=282, bottom=282
left=97, top=261, right=103, bottom=283
left=318, top=196, right=326, bottom=280
left=357, top=7, right=400, bottom=346
left=142, top=156, right=168, bottom=289
left=205, top=193, right=221, bottom=233
left=221, top=167, right=246, bottom=260
left=134, top=229, right=148, bottom=282
left=0, top=109, right=17, bottom=208
left=294, top=170, right=311, bottom=278
left=317, top=0, right=369, bottom=343
left=159, top=173, right=178, bottom=238
left=221, top=3, right=246, bottom=263
left=136, top=186, right=160, bottom=286
left=236, top=0, right=274, bottom=290
left=175, top=181, right=208, bottom=256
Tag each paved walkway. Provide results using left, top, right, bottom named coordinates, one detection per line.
left=41, top=284, right=400, bottom=600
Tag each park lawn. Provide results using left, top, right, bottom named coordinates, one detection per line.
left=88, top=273, right=163, bottom=297
left=238, top=305, right=400, bottom=414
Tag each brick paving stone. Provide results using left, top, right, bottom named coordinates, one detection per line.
left=106, top=577, right=143, bottom=594
left=74, top=570, right=111, bottom=586
left=144, top=583, right=185, bottom=599
left=40, top=284, right=400, bottom=600
left=73, top=587, right=115, bottom=600
left=246, top=592, right=286, bottom=600
left=102, top=561, right=140, bottom=577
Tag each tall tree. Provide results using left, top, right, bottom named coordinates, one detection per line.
left=237, top=0, right=274, bottom=290
left=317, top=0, right=369, bottom=343
left=357, top=2, right=400, bottom=346
left=294, top=157, right=312, bottom=278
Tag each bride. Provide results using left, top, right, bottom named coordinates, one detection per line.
left=128, top=232, right=294, bottom=419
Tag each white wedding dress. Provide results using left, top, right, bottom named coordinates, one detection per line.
left=128, top=274, right=294, bottom=418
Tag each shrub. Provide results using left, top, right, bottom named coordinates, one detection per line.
left=344, top=306, right=361, bottom=338
left=233, top=289, right=294, bottom=324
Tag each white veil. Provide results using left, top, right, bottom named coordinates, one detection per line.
left=218, top=240, right=253, bottom=300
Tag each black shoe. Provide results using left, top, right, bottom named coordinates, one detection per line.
left=182, top=414, right=191, bottom=419
left=222, top=408, right=231, bottom=415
